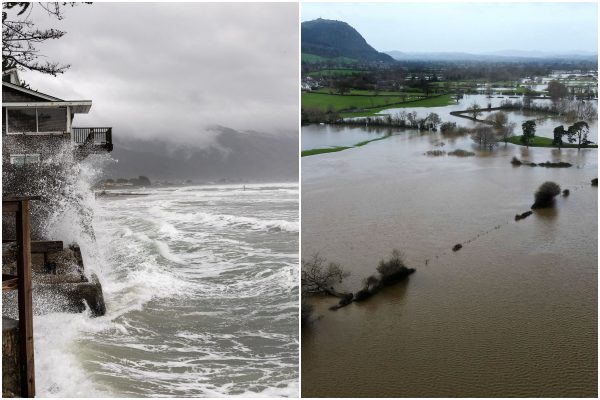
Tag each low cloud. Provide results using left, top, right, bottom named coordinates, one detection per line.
left=20, top=3, right=299, bottom=148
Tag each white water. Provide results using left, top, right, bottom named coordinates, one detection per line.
left=31, top=178, right=299, bottom=397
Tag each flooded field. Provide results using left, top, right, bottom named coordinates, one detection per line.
left=301, top=120, right=597, bottom=396
left=303, top=94, right=598, bottom=151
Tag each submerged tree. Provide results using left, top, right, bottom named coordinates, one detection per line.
left=547, top=80, right=569, bottom=101
left=577, top=100, right=597, bottom=121
left=426, top=112, right=441, bottom=130
left=471, top=125, right=498, bottom=150
left=486, top=111, right=508, bottom=128
left=301, top=254, right=349, bottom=296
left=467, top=102, right=482, bottom=119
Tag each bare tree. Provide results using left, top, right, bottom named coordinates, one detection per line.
left=499, top=122, right=516, bottom=145
left=577, top=100, right=597, bottom=121
left=486, top=111, right=508, bottom=128
left=301, top=254, right=349, bottom=297
left=471, top=125, right=498, bottom=150
left=426, top=112, right=442, bottom=129
left=406, top=112, right=418, bottom=127
left=467, top=102, right=482, bottom=119
left=2, top=3, right=88, bottom=75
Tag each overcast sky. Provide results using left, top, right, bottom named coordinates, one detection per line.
left=302, top=2, right=598, bottom=54
left=19, top=3, right=298, bottom=148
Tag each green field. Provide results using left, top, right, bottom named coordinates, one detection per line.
left=302, top=92, right=411, bottom=112
left=301, top=135, right=394, bottom=157
left=301, top=146, right=352, bottom=157
left=339, top=94, right=456, bottom=118
left=301, top=53, right=357, bottom=65
left=507, top=135, right=598, bottom=148
left=302, top=92, right=454, bottom=117
left=312, top=88, right=425, bottom=96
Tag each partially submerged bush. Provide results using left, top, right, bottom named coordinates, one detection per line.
left=448, top=149, right=475, bottom=157
left=532, top=181, right=561, bottom=209
left=537, top=161, right=572, bottom=168
left=515, top=211, right=533, bottom=221
left=562, top=189, right=570, bottom=197
left=376, top=249, right=415, bottom=286
left=325, top=250, right=417, bottom=310
left=353, top=288, right=375, bottom=302
left=440, top=121, right=470, bottom=137
left=440, top=122, right=457, bottom=134
left=425, top=150, right=445, bottom=156
left=331, top=293, right=354, bottom=310
left=511, top=157, right=570, bottom=168
left=592, top=178, right=598, bottom=186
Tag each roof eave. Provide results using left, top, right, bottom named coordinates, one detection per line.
left=2, top=101, right=93, bottom=114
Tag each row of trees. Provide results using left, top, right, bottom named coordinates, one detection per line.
left=499, top=98, right=597, bottom=122
left=552, top=121, right=591, bottom=149
left=515, top=108, right=593, bottom=150
left=469, top=115, right=591, bottom=150
left=343, top=111, right=442, bottom=131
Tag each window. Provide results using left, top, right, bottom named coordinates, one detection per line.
left=9, top=154, right=40, bottom=165
left=37, top=108, right=68, bottom=132
left=6, top=107, right=67, bottom=134
left=7, top=109, right=36, bottom=133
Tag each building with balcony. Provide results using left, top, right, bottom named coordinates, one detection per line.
left=2, top=68, right=112, bottom=166
left=2, top=69, right=114, bottom=238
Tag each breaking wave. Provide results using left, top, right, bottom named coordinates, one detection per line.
left=22, top=158, right=299, bottom=397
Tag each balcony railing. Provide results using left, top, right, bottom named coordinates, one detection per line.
left=72, top=127, right=113, bottom=152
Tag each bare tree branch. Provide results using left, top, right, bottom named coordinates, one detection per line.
left=2, top=2, right=88, bottom=75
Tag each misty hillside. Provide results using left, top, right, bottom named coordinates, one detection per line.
left=106, top=127, right=298, bottom=181
left=301, top=18, right=394, bottom=63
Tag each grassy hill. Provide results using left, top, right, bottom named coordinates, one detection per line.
left=301, top=19, right=395, bottom=63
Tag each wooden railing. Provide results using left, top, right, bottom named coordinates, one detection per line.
left=72, top=127, right=112, bottom=146
left=2, top=196, right=39, bottom=398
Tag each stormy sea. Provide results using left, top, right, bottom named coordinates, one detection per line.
left=32, top=181, right=299, bottom=397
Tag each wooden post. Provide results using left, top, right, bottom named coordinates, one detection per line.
left=15, top=199, right=35, bottom=398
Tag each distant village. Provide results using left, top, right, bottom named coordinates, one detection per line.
left=95, top=175, right=256, bottom=189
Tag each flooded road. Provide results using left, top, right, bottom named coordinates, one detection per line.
left=301, top=125, right=597, bottom=397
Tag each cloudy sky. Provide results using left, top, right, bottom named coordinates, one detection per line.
left=18, top=3, right=298, bottom=148
left=302, top=2, right=598, bottom=54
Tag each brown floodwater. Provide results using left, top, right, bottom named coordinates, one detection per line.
left=301, top=125, right=597, bottom=397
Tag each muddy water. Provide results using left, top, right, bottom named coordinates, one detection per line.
left=301, top=127, right=597, bottom=397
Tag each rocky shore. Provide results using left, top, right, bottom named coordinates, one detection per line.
left=2, top=242, right=105, bottom=397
